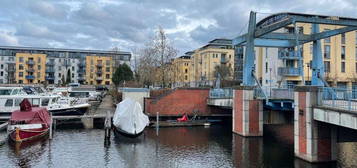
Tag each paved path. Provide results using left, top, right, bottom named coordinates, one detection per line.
left=95, top=94, right=115, bottom=115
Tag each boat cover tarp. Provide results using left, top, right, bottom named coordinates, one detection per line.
left=10, top=99, right=51, bottom=127
left=113, top=98, right=149, bottom=135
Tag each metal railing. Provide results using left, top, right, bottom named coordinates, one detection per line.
left=209, top=88, right=233, bottom=98
left=278, top=67, right=300, bottom=76
left=318, top=87, right=357, bottom=112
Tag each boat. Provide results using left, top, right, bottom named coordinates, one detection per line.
left=7, top=99, right=52, bottom=142
left=113, top=98, right=149, bottom=138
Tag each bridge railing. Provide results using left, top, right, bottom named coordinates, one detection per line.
left=318, top=87, right=357, bottom=111
left=260, top=85, right=295, bottom=100
left=209, top=88, right=233, bottom=99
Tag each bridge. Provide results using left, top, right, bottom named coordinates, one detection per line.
left=215, top=11, right=357, bottom=163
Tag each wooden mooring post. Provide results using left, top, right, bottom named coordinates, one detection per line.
left=104, top=111, right=111, bottom=146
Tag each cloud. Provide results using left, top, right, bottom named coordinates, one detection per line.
left=0, top=0, right=356, bottom=56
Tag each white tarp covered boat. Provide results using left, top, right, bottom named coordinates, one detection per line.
left=113, top=98, right=149, bottom=137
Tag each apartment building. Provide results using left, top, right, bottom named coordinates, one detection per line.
left=171, top=55, right=192, bottom=87
left=0, top=46, right=131, bottom=85
left=85, top=56, right=113, bottom=85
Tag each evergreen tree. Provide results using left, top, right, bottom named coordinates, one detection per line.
left=112, top=63, right=134, bottom=87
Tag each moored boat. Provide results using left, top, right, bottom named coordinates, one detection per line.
left=7, top=99, right=52, bottom=142
left=113, top=98, right=149, bottom=138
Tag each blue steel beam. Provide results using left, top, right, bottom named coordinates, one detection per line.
left=311, top=24, right=324, bottom=86
left=243, top=11, right=256, bottom=86
left=305, top=26, right=357, bottom=42
left=233, top=33, right=309, bottom=46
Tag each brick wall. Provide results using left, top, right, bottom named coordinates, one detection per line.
left=144, top=88, right=211, bottom=116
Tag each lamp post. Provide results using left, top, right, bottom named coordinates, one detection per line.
left=306, top=63, right=310, bottom=85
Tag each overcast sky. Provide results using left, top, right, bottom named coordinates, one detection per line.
left=0, top=0, right=356, bottom=56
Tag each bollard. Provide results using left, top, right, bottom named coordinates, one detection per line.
left=156, top=112, right=159, bottom=136
left=104, top=110, right=111, bottom=145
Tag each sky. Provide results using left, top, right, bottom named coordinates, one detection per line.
left=0, top=0, right=356, bottom=56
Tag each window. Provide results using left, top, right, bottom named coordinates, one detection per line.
left=19, top=80, right=23, bottom=84
left=5, top=99, right=13, bottom=107
left=38, top=57, right=41, bottom=63
left=72, top=66, right=74, bottom=71
left=38, top=65, right=41, bottom=70
left=341, top=46, right=346, bottom=60
left=106, top=60, right=110, bottom=66
left=106, top=67, right=110, bottom=72
left=106, top=74, right=110, bottom=79
left=341, top=62, right=345, bottom=73
left=324, top=29, right=331, bottom=43
left=19, top=64, right=23, bottom=70
left=356, top=47, right=357, bottom=60
left=15, top=99, right=23, bottom=106
left=37, top=72, right=40, bottom=77
left=19, top=72, right=23, bottom=77
left=72, top=73, right=74, bottom=78
left=185, top=69, right=188, bottom=73
left=0, top=72, right=3, bottom=76
left=58, top=73, right=61, bottom=78
left=324, top=45, right=330, bottom=59
left=19, top=57, right=23, bottom=62
left=356, top=62, right=357, bottom=73
left=310, top=44, right=313, bottom=54
left=341, top=33, right=346, bottom=44
left=32, top=98, right=40, bottom=106
left=324, top=61, right=330, bottom=72
left=185, top=75, right=188, bottom=80
left=41, top=99, right=49, bottom=106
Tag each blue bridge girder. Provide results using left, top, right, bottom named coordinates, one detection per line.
left=234, top=11, right=357, bottom=86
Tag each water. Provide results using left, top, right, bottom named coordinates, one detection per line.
left=0, top=125, right=355, bottom=168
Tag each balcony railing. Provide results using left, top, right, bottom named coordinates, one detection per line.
left=96, top=77, right=103, bottom=80
left=45, top=76, right=55, bottom=80
left=46, top=69, right=55, bottom=73
left=46, top=62, right=55, bottom=66
left=278, top=67, right=300, bottom=76
left=27, top=68, right=35, bottom=73
left=278, top=50, right=299, bottom=59
left=96, top=71, right=102, bottom=75
left=209, top=88, right=233, bottom=98
left=25, top=75, right=35, bottom=80
left=78, top=76, right=86, bottom=81
left=96, top=64, right=103, bottom=67
left=26, top=60, right=35, bottom=65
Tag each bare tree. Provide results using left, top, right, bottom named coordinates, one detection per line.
left=214, top=64, right=232, bottom=80
left=152, top=27, right=177, bottom=87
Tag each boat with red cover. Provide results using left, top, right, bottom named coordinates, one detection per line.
left=7, top=99, right=52, bottom=142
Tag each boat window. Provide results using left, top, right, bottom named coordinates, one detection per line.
left=41, top=98, right=50, bottom=106
left=12, top=89, right=19, bottom=95
left=32, top=98, right=40, bottom=106
left=0, top=89, right=12, bottom=95
left=52, top=98, right=58, bottom=104
left=15, top=99, right=24, bottom=106
left=5, top=99, right=13, bottom=107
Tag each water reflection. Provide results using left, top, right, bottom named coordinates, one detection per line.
left=0, top=125, right=355, bottom=167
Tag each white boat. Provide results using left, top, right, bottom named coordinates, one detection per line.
left=113, top=98, right=149, bottom=138
left=0, top=86, right=91, bottom=115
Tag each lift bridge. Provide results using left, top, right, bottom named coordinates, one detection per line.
left=209, top=11, right=357, bottom=111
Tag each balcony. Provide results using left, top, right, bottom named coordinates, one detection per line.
left=25, top=75, right=35, bottom=80
left=221, top=58, right=229, bottom=64
left=278, top=67, right=300, bottom=76
left=26, top=60, right=35, bottom=65
left=45, top=76, right=55, bottom=80
left=46, top=68, right=55, bottom=73
left=78, top=76, right=86, bottom=81
left=27, top=68, right=35, bottom=73
left=96, top=71, right=102, bottom=75
left=96, top=77, right=103, bottom=81
left=96, top=64, right=103, bottom=67
left=46, top=62, right=55, bottom=66
left=278, top=50, right=299, bottom=59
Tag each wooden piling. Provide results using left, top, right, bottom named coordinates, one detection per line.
left=104, top=110, right=111, bottom=145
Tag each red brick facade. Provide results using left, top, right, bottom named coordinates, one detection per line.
left=144, top=88, right=210, bottom=116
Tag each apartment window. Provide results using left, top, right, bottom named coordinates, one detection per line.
left=106, top=74, right=110, bottom=79
left=0, top=72, right=3, bottom=76
left=185, top=69, right=188, bottom=73
left=19, top=64, right=23, bottom=70
left=72, top=73, right=74, bottom=78
left=91, top=59, right=93, bottom=65
left=324, top=61, right=330, bottom=72
left=19, top=80, right=23, bottom=84
left=38, top=57, right=41, bottom=63
left=106, top=60, right=110, bottom=66
left=58, top=73, right=61, bottom=78
left=324, top=29, right=331, bottom=43
left=341, top=46, right=346, bottom=60
left=106, top=67, right=110, bottom=72
left=19, top=72, right=23, bottom=77
left=38, top=65, right=41, bottom=70
left=0, top=64, right=3, bottom=69
left=19, top=57, right=24, bottom=62
left=324, top=45, right=330, bottom=59
left=341, top=62, right=345, bottom=73
left=341, top=33, right=346, bottom=44
left=72, top=66, right=74, bottom=71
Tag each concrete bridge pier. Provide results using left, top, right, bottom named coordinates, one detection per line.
left=232, top=86, right=263, bottom=136
left=294, top=86, right=337, bottom=162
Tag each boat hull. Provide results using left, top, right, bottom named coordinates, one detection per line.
left=49, top=106, right=88, bottom=116
left=8, top=128, right=49, bottom=143
left=113, top=126, right=144, bottom=138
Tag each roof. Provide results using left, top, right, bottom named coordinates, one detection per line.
left=0, top=45, right=131, bottom=55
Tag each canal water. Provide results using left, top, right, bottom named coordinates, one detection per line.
left=0, top=124, right=355, bottom=168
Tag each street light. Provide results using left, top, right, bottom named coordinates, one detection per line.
left=306, top=63, right=310, bottom=85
